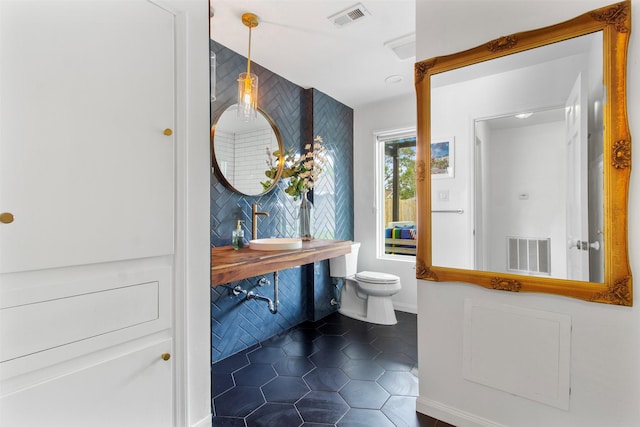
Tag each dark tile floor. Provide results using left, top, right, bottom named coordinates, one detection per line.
left=211, top=311, right=454, bottom=427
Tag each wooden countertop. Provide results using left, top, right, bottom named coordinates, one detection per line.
left=211, top=239, right=352, bottom=285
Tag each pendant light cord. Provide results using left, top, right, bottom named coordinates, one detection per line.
left=246, top=25, right=252, bottom=75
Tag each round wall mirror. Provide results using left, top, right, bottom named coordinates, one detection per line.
left=211, top=104, right=284, bottom=196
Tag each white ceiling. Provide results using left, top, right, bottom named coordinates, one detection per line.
left=210, top=0, right=416, bottom=109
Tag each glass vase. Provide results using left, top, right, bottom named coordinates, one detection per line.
left=298, top=192, right=314, bottom=241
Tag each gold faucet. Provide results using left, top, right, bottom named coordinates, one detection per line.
left=251, top=203, right=269, bottom=240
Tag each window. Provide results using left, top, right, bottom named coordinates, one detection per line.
left=376, top=129, right=417, bottom=258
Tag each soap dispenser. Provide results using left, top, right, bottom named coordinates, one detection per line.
left=232, top=220, right=245, bottom=250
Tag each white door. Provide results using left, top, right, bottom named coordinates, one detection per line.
left=0, top=0, right=175, bottom=273
left=565, top=72, right=589, bottom=281
left=588, top=156, right=605, bottom=282
left=473, top=134, right=484, bottom=270
left=1, top=1, right=176, bottom=425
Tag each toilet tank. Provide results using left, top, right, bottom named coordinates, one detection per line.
left=329, top=242, right=360, bottom=277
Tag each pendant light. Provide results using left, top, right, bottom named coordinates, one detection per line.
left=237, top=13, right=259, bottom=121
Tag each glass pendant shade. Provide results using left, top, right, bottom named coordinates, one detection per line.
left=237, top=13, right=259, bottom=122
left=237, top=71, right=258, bottom=121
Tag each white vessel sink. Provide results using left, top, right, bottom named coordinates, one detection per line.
left=249, top=238, right=303, bottom=251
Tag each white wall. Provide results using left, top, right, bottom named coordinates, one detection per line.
left=415, top=1, right=640, bottom=426
left=174, top=2, right=212, bottom=425
left=354, top=93, right=418, bottom=313
left=430, top=52, right=588, bottom=270
left=484, top=121, right=566, bottom=277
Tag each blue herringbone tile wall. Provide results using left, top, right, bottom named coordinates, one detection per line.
left=308, top=89, right=354, bottom=320
left=310, top=88, right=354, bottom=242
left=210, top=41, right=353, bottom=361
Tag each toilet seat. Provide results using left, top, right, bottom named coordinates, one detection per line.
left=355, top=271, right=400, bottom=285
left=352, top=271, right=401, bottom=297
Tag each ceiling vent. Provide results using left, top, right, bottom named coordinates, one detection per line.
left=328, top=3, right=370, bottom=27
left=384, top=33, right=416, bottom=61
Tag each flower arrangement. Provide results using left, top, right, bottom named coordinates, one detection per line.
left=262, top=135, right=328, bottom=201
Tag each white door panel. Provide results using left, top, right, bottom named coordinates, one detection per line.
left=565, top=72, right=589, bottom=281
left=0, top=339, right=173, bottom=427
left=0, top=0, right=175, bottom=273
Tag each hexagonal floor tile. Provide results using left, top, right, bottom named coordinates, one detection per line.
left=283, top=340, right=318, bottom=357
left=377, top=371, right=419, bottom=396
left=375, top=352, right=415, bottom=371
left=314, top=335, right=348, bottom=350
left=303, top=367, right=349, bottom=391
left=296, top=391, right=349, bottom=424
left=371, top=335, right=417, bottom=356
left=211, top=351, right=249, bottom=374
left=261, top=332, right=293, bottom=348
left=273, top=356, right=315, bottom=376
left=341, top=359, right=385, bottom=381
left=317, top=322, right=350, bottom=335
left=342, top=342, right=381, bottom=360
left=210, top=416, right=246, bottom=427
left=343, top=326, right=377, bottom=343
left=247, top=346, right=286, bottom=364
left=212, top=372, right=234, bottom=398
left=233, top=363, right=276, bottom=387
left=381, top=396, right=422, bottom=427
left=245, top=403, right=303, bottom=427
left=337, top=408, right=395, bottom=427
left=262, top=376, right=310, bottom=403
left=339, top=380, right=390, bottom=409
left=368, top=324, right=400, bottom=338
left=289, top=327, right=323, bottom=342
left=310, top=348, right=349, bottom=368
left=211, top=311, right=434, bottom=427
left=213, top=386, right=264, bottom=418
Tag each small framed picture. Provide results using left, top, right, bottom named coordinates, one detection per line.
left=431, top=137, right=454, bottom=178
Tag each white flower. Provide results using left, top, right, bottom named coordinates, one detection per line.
left=277, top=135, right=327, bottom=201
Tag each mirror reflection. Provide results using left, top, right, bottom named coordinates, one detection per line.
left=416, top=0, right=632, bottom=305
left=431, top=32, right=604, bottom=282
left=211, top=104, right=283, bottom=196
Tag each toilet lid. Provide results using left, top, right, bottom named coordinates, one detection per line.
left=355, top=271, right=400, bottom=284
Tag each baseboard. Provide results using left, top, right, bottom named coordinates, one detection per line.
left=191, top=414, right=212, bottom=427
left=416, top=396, right=507, bottom=427
left=393, top=301, right=417, bottom=314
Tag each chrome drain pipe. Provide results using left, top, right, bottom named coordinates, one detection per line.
left=331, top=277, right=342, bottom=308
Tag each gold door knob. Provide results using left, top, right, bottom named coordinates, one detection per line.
left=161, top=353, right=171, bottom=361
left=0, top=212, right=14, bottom=224
left=163, top=128, right=173, bottom=136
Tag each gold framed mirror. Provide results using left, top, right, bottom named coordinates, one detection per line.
left=415, top=1, right=632, bottom=305
left=211, top=104, right=284, bottom=196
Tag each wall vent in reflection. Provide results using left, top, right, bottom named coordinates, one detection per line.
left=507, top=237, right=551, bottom=274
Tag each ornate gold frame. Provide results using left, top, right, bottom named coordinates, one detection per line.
left=415, top=1, right=632, bottom=305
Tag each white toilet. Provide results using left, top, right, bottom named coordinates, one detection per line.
left=329, top=242, right=401, bottom=325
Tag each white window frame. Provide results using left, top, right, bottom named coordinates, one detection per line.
left=374, top=127, right=417, bottom=261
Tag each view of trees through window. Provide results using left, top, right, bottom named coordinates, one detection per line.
left=383, top=136, right=416, bottom=256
